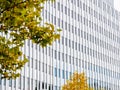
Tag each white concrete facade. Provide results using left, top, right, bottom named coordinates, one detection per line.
left=0, top=0, right=120, bottom=90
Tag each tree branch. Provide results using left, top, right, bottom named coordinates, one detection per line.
left=0, top=0, right=28, bottom=14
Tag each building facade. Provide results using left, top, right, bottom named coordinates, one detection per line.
left=0, top=0, right=120, bottom=90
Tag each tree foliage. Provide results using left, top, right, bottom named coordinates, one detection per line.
left=62, top=72, right=94, bottom=90
left=0, top=0, right=60, bottom=79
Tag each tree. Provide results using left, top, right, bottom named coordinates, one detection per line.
left=62, top=72, right=93, bottom=90
left=0, top=0, right=60, bottom=79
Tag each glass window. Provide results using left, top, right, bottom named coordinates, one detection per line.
left=14, top=79, right=16, bottom=88
left=71, top=10, right=73, bottom=18
left=69, top=55, right=71, bottom=64
left=78, top=44, right=80, bottom=51
left=49, top=66, right=51, bottom=75
left=4, top=79, right=6, bottom=86
left=48, top=84, right=51, bottom=90
left=65, top=22, right=67, bottom=30
left=81, top=30, right=83, bottom=38
left=75, top=42, right=77, bottom=50
left=78, top=14, right=80, bottom=21
left=45, top=64, right=47, bottom=73
left=54, top=2, right=56, bottom=8
left=42, top=63, right=44, bottom=72
left=39, top=61, right=41, bottom=71
left=85, top=61, right=87, bottom=69
left=72, top=25, right=74, bottom=33
left=39, top=81, right=41, bottom=89
left=42, top=48, right=45, bottom=55
left=58, top=52, right=60, bottom=60
left=77, top=0, right=79, bottom=7
left=69, top=39, right=71, bottom=47
left=58, top=18, right=60, bottom=27
left=62, top=53, right=64, bottom=61
left=72, top=41, right=74, bottom=49
left=59, top=69, right=60, bottom=77
left=78, top=28, right=80, bottom=36
left=84, top=46, right=86, bottom=54
left=27, top=56, right=30, bottom=67
left=19, top=77, right=21, bottom=89
left=66, top=54, right=68, bottom=63
left=0, top=75, right=1, bottom=85
left=83, top=17, right=85, bottom=25
left=35, top=80, right=37, bottom=90
left=55, top=68, right=57, bottom=77
left=42, top=82, right=44, bottom=89
left=65, top=6, right=67, bottom=14
left=72, top=57, right=74, bottom=65
left=70, top=72, right=72, bottom=78
left=82, top=60, right=84, bottom=68
left=27, top=40, right=30, bottom=46
left=48, top=12, right=50, bottom=21
left=68, top=8, right=70, bottom=16
left=71, top=0, right=73, bottom=3
left=58, top=2, right=60, bottom=10
left=31, top=79, right=33, bottom=90
left=23, top=76, right=25, bottom=89
left=62, top=36, right=64, bottom=45
left=62, top=70, right=65, bottom=79
left=83, top=3, right=85, bottom=10
left=59, top=87, right=61, bottom=90
left=35, top=60, right=37, bottom=69
left=76, top=58, right=78, bottom=66
left=61, top=4, right=63, bottom=12
left=68, top=23, right=70, bottom=31
left=90, top=63, right=92, bottom=71
left=65, top=38, right=67, bottom=46
left=31, top=58, right=33, bottom=68
left=31, top=43, right=33, bottom=47
left=66, top=71, right=68, bottom=79
left=9, top=79, right=12, bottom=87
left=54, top=16, right=56, bottom=25
left=79, top=1, right=82, bottom=8
left=81, top=45, right=83, bottom=52
left=55, top=50, right=57, bottom=59
left=55, top=86, right=57, bottom=90
left=27, top=78, right=30, bottom=90
left=51, top=15, right=53, bottom=23
left=75, top=12, right=76, bottom=20
left=75, top=27, right=77, bottom=34
left=79, top=59, right=81, bottom=67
